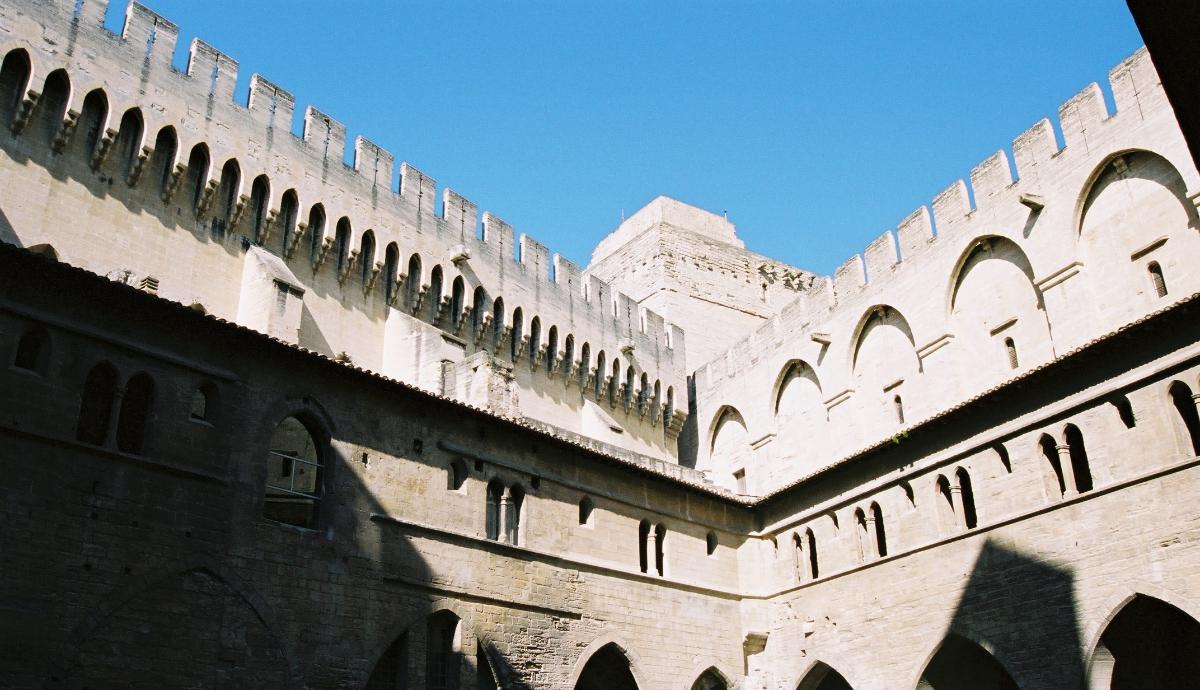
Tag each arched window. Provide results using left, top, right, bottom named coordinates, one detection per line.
left=248, top=175, right=270, bottom=244
left=190, top=383, right=215, bottom=422
left=1004, top=337, right=1019, bottom=370
left=33, top=69, right=69, bottom=147
left=76, top=363, right=118, bottom=445
left=116, top=373, right=154, bottom=454
left=425, top=611, right=462, bottom=690
left=854, top=508, right=869, bottom=562
left=654, top=523, right=667, bottom=575
left=901, top=481, right=916, bottom=507
left=307, top=204, right=326, bottom=264
left=609, top=360, right=620, bottom=404
left=13, top=325, right=49, bottom=373
left=936, top=474, right=955, bottom=531
left=264, top=416, right=324, bottom=529
left=0, top=49, right=31, bottom=129
left=1113, top=395, right=1136, bottom=428
left=1170, top=381, right=1200, bottom=456
left=562, top=334, right=574, bottom=377
left=334, top=218, right=351, bottom=274
left=509, top=307, right=522, bottom=361
left=448, top=458, right=467, bottom=491
left=624, top=366, right=635, bottom=407
left=492, top=298, right=506, bottom=351
left=638, top=519, right=650, bottom=573
left=505, top=484, right=524, bottom=545
left=995, top=443, right=1012, bottom=473
left=1064, top=424, right=1093, bottom=493
left=894, top=394, right=905, bottom=424
left=214, top=159, right=239, bottom=237
left=706, top=531, right=718, bottom=556
left=406, top=254, right=422, bottom=309
left=792, top=532, right=804, bottom=581
left=152, top=126, right=178, bottom=198
left=665, top=386, right=675, bottom=427
left=578, top=342, right=590, bottom=388
left=546, top=325, right=558, bottom=373
left=450, top=276, right=465, bottom=327
left=956, top=468, right=978, bottom=529
left=359, top=231, right=376, bottom=284
left=806, top=528, right=819, bottom=579
left=278, top=189, right=298, bottom=256
left=578, top=496, right=594, bottom=526
left=871, top=502, right=887, bottom=557
left=594, top=351, right=606, bottom=400
left=1148, top=261, right=1168, bottom=298
left=429, top=265, right=444, bottom=315
left=1040, top=433, right=1066, bottom=497
left=485, top=480, right=502, bottom=541
left=383, top=243, right=399, bottom=304
left=75, top=89, right=108, bottom=162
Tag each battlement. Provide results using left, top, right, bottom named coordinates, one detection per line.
left=0, top=0, right=688, bottom=460
left=690, top=44, right=1200, bottom=493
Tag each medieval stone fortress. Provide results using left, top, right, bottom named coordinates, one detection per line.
left=1, top=0, right=1198, bottom=688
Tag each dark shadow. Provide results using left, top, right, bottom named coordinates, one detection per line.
left=575, top=642, right=640, bottom=690
left=796, top=661, right=853, bottom=690
left=1087, top=594, right=1200, bottom=689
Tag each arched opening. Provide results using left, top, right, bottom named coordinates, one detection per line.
left=365, top=631, right=408, bottom=690
left=492, top=298, right=506, bottom=352
left=706, top=531, right=718, bottom=556
left=151, top=126, right=178, bottom=197
left=76, top=362, right=118, bottom=445
left=425, top=611, right=462, bottom=690
left=956, top=468, right=977, bottom=529
left=547, top=325, right=559, bottom=373
left=624, top=366, right=635, bottom=407
left=334, top=218, right=351, bottom=274
left=1087, top=594, right=1200, bottom=689
left=574, top=642, right=640, bottom=690
left=654, top=524, right=666, bottom=575
left=509, top=306, right=523, bottom=361
left=73, top=89, right=108, bottom=163
left=638, top=519, right=650, bottom=573
left=528, top=317, right=541, bottom=365
left=277, top=189, right=298, bottom=255
left=248, top=174, right=270, bottom=243
left=1113, top=395, right=1136, bottom=429
left=429, top=265, right=444, bottom=314
left=917, top=634, right=1017, bottom=689
left=0, top=49, right=32, bottom=128
left=185, top=143, right=210, bottom=213
left=213, top=159, right=240, bottom=236
left=485, top=480, right=502, bottom=541
left=505, top=484, right=524, bottom=545
left=1148, top=261, right=1168, bottom=298
left=450, top=276, right=465, bottom=327
left=383, top=243, right=400, bottom=304
left=1064, top=423, right=1093, bottom=493
left=870, top=502, right=887, bottom=557
left=708, top=405, right=750, bottom=485
left=608, top=360, right=620, bottom=404
left=579, top=343, right=591, bottom=388
left=116, top=372, right=154, bottom=455
left=406, top=253, right=422, bottom=309
left=594, top=351, right=606, bottom=400
left=264, top=415, right=324, bottom=529
left=854, top=507, right=869, bottom=562
left=792, top=532, right=804, bottom=581
left=112, top=108, right=144, bottom=180
left=190, top=383, right=215, bottom=422
left=806, top=528, right=819, bottom=579
left=936, top=475, right=956, bottom=532
left=1170, top=381, right=1200, bottom=455
left=13, top=325, right=49, bottom=373
left=471, top=287, right=487, bottom=336
left=476, top=640, right=499, bottom=690
left=1004, top=337, right=1018, bottom=370
left=691, top=667, right=728, bottom=690
left=796, top=661, right=853, bottom=690
left=894, top=394, right=905, bottom=424
left=307, top=204, right=326, bottom=264
left=447, top=458, right=467, bottom=491
left=562, top=334, right=574, bottom=377
left=578, top=496, right=594, bottom=526
left=33, top=69, right=70, bottom=147
left=359, top=231, right=376, bottom=284
left=1040, top=433, right=1066, bottom=497
left=665, top=386, right=675, bottom=427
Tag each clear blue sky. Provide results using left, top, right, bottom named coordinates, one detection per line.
left=120, top=1, right=1144, bottom=276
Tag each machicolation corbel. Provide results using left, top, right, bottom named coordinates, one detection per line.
left=411, top=284, right=429, bottom=316
left=258, top=209, right=280, bottom=246
left=285, top=223, right=308, bottom=260
left=90, top=128, right=118, bottom=171
left=51, top=110, right=79, bottom=153
left=125, top=145, right=152, bottom=186
left=10, top=89, right=39, bottom=135
left=454, top=307, right=471, bottom=335
left=229, top=194, right=250, bottom=230
left=313, top=236, right=334, bottom=272
left=337, top=250, right=359, bottom=285
left=433, top=295, right=451, bottom=326
left=363, top=262, right=382, bottom=296
left=162, top=163, right=187, bottom=203
left=475, top=314, right=493, bottom=347
left=196, top=179, right=219, bottom=215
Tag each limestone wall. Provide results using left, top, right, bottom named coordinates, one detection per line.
left=694, top=45, right=1200, bottom=495
left=0, top=0, right=686, bottom=463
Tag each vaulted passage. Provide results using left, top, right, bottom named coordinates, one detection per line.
left=917, top=635, right=1016, bottom=690
left=1088, top=595, right=1200, bottom=689
left=575, top=643, right=639, bottom=690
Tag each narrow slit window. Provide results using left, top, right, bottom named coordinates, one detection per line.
left=1004, top=337, right=1019, bottom=370
left=578, top=496, right=594, bottom=526
left=1149, top=261, right=1168, bottom=298
left=894, top=395, right=905, bottom=424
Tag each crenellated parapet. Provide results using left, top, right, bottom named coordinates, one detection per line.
left=0, top=0, right=687, bottom=461
left=692, top=45, right=1200, bottom=494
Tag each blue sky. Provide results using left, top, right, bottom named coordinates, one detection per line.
left=120, top=1, right=1143, bottom=276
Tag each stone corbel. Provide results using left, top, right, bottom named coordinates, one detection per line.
left=313, top=236, right=334, bottom=272
left=10, top=89, right=39, bottom=135
left=285, top=222, right=308, bottom=260
left=433, top=295, right=451, bottom=326
left=411, top=284, right=429, bottom=315
left=258, top=208, right=280, bottom=246
left=337, top=249, right=359, bottom=285
left=162, top=162, right=187, bottom=203
left=196, top=178, right=219, bottom=215
left=583, top=366, right=595, bottom=392
left=390, top=274, right=407, bottom=307
left=546, top=351, right=561, bottom=379
left=475, top=314, right=493, bottom=346
left=530, top=344, right=544, bottom=368
left=665, top=409, right=687, bottom=440
left=51, top=108, right=79, bottom=152
left=125, top=145, right=152, bottom=186
left=90, top=126, right=118, bottom=171
left=650, top=401, right=659, bottom=427
left=363, top=262, right=382, bottom=295
left=229, top=193, right=250, bottom=229
left=454, top=307, right=471, bottom=335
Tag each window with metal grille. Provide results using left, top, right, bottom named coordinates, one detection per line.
left=264, top=416, right=323, bottom=529
left=1149, top=261, right=1168, bottom=298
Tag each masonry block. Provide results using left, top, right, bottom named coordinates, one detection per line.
left=123, top=3, right=178, bottom=66
left=897, top=206, right=934, bottom=259
left=553, top=254, right=581, bottom=289
left=932, top=179, right=971, bottom=232
left=863, top=230, right=899, bottom=280
left=969, top=150, right=1013, bottom=207
left=519, top=234, right=550, bottom=279
left=481, top=213, right=514, bottom=259
left=442, top=189, right=478, bottom=239
left=354, top=136, right=394, bottom=190
left=1109, top=46, right=1161, bottom=116
left=1012, top=119, right=1060, bottom=180
left=1058, top=83, right=1109, bottom=151
left=186, top=39, right=238, bottom=103
left=833, top=254, right=865, bottom=297
left=399, top=162, right=436, bottom=216
left=247, top=74, right=295, bottom=131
